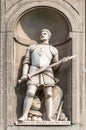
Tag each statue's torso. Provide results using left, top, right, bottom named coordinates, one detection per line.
left=27, top=44, right=58, bottom=86
left=30, top=45, right=53, bottom=67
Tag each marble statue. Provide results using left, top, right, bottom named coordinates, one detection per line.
left=18, top=29, right=76, bottom=122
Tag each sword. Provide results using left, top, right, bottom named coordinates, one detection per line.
left=18, top=55, right=76, bottom=83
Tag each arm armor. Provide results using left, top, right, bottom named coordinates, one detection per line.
left=49, top=45, right=61, bottom=70
left=52, top=54, right=59, bottom=63
left=22, top=49, right=30, bottom=65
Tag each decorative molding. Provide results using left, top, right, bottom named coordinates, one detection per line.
left=15, top=120, right=71, bottom=126
left=63, top=0, right=79, bottom=15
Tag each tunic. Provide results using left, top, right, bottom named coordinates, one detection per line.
left=23, top=43, right=59, bottom=87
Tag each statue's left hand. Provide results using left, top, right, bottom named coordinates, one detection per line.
left=18, top=75, right=28, bottom=83
left=21, top=75, right=28, bottom=81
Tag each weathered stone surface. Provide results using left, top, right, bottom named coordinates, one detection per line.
left=63, top=0, right=81, bottom=15
left=64, top=0, right=80, bottom=4
left=31, top=97, right=41, bottom=111
left=29, top=110, right=42, bottom=117
left=0, top=0, right=85, bottom=129
left=52, top=86, right=63, bottom=116
left=6, top=0, right=21, bottom=12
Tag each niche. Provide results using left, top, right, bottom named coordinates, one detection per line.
left=14, top=6, right=72, bottom=125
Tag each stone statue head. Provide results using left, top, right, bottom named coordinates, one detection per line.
left=40, top=29, right=52, bottom=42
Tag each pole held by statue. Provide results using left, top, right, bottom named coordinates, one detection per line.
left=18, top=55, right=76, bottom=83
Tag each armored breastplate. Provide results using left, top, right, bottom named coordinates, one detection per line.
left=31, top=45, right=52, bottom=67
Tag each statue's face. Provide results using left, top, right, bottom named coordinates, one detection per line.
left=40, top=31, right=50, bottom=42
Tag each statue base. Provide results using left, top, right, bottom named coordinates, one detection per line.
left=15, top=121, right=71, bottom=126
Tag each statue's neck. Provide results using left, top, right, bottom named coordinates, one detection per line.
left=40, top=40, right=49, bottom=45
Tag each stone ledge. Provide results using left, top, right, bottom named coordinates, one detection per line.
left=15, top=120, right=71, bottom=126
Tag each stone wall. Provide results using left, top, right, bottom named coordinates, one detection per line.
left=0, top=0, right=85, bottom=130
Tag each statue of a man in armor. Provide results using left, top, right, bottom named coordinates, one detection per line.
left=18, top=29, right=61, bottom=122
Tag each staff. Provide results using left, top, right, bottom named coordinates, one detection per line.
left=18, top=55, right=76, bottom=83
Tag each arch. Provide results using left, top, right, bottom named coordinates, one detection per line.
left=14, top=6, right=71, bottom=46
left=6, top=1, right=79, bottom=32
left=5, top=0, right=80, bottom=124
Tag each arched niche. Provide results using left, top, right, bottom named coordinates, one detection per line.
left=14, top=6, right=72, bottom=123
left=15, top=7, right=71, bottom=45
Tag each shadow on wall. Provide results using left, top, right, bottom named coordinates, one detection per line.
left=15, top=7, right=70, bottom=46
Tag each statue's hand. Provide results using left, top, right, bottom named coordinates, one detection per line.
left=27, top=74, right=31, bottom=80
left=18, top=75, right=28, bottom=83
left=21, top=75, right=28, bottom=81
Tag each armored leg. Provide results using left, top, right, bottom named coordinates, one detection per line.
left=43, top=86, right=54, bottom=121
left=18, top=85, right=37, bottom=122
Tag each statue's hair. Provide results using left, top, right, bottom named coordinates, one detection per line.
left=41, top=29, right=52, bottom=38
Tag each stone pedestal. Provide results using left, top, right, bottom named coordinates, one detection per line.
left=0, top=0, right=85, bottom=130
